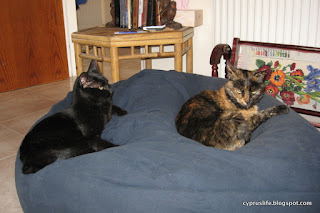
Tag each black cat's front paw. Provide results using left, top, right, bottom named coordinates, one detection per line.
left=112, top=105, right=127, bottom=116
left=89, top=138, right=118, bottom=151
left=22, top=164, right=39, bottom=174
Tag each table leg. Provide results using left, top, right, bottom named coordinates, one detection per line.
left=110, top=46, right=120, bottom=83
left=174, top=43, right=182, bottom=72
left=97, top=47, right=103, bottom=74
left=74, top=43, right=83, bottom=76
left=186, top=39, right=193, bottom=73
left=145, top=46, right=152, bottom=69
left=145, top=59, right=152, bottom=69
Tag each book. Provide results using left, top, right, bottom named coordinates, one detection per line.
left=114, top=0, right=120, bottom=27
left=127, top=0, right=132, bottom=29
left=119, top=0, right=126, bottom=28
left=132, top=0, right=139, bottom=29
left=138, top=0, right=143, bottom=27
left=147, top=0, right=156, bottom=26
left=142, top=0, right=148, bottom=26
left=118, top=0, right=159, bottom=29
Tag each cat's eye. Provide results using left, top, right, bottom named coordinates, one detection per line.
left=99, top=86, right=104, bottom=90
left=252, top=90, right=258, bottom=94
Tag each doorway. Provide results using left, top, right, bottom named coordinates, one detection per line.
left=0, top=0, right=69, bottom=92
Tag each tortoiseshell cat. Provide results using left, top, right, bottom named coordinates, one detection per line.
left=19, top=60, right=127, bottom=174
left=176, top=61, right=289, bottom=150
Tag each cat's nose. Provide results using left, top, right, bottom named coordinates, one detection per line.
left=244, top=93, right=250, bottom=104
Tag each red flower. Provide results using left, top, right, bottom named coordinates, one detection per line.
left=265, top=83, right=279, bottom=97
left=280, top=90, right=295, bottom=105
left=291, top=63, right=296, bottom=70
left=274, top=61, right=279, bottom=68
left=290, top=69, right=304, bottom=83
left=257, top=65, right=272, bottom=80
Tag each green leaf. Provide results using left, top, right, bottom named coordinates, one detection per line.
left=293, top=86, right=302, bottom=92
left=295, top=76, right=304, bottom=80
left=308, top=91, right=320, bottom=97
left=267, top=61, right=273, bottom=67
left=285, top=85, right=294, bottom=91
left=256, top=59, right=266, bottom=68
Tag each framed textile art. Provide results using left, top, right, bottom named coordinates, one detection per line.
left=210, top=38, right=320, bottom=127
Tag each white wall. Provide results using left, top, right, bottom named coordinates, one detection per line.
left=76, top=0, right=111, bottom=30
left=188, top=0, right=214, bottom=76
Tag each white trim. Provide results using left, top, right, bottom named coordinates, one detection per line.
left=62, top=0, right=78, bottom=77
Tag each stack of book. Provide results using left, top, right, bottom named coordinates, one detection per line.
left=115, top=0, right=158, bottom=29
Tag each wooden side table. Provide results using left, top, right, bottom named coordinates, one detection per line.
left=71, top=26, right=194, bottom=83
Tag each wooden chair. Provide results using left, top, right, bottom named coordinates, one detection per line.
left=210, top=38, right=320, bottom=127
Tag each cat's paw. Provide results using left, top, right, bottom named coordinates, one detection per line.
left=119, top=109, right=128, bottom=116
left=273, top=105, right=290, bottom=115
left=90, top=139, right=118, bottom=151
left=112, top=105, right=128, bottom=116
left=22, top=164, right=41, bottom=174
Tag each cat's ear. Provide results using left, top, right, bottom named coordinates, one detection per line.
left=79, top=73, right=90, bottom=88
left=87, top=60, right=100, bottom=73
left=226, top=61, right=239, bottom=80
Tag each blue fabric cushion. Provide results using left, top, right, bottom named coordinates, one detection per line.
left=16, top=70, right=320, bottom=212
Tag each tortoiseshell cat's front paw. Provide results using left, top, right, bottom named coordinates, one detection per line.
left=277, top=105, right=290, bottom=114
left=270, top=105, right=289, bottom=116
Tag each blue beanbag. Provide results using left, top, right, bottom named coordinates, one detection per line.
left=16, top=70, right=320, bottom=212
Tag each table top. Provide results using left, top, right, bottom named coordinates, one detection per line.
left=71, top=26, right=194, bottom=43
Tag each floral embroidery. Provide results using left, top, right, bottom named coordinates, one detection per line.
left=297, top=95, right=310, bottom=105
left=255, top=59, right=320, bottom=108
left=270, top=70, right=286, bottom=87
left=280, top=90, right=295, bottom=105
left=305, top=65, right=320, bottom=93
left=290, top=69, right=304, bottom=83
left=257, top=65, right=272, bottom=80
left=265, top=83, right=279, bottom=97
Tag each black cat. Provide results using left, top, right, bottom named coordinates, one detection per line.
left=19, top=60, right=127, bottom=174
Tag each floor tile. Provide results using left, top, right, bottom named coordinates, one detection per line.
left=1, top=107, right=51, bottom=136
left=0, top=155, right=23, bottom=213
left=0, top=93, right=56, bottom=123
left=0, top=126, right=23, bottom=160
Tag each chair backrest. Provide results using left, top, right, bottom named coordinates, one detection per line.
left=210, top=38, right=320, bottom=126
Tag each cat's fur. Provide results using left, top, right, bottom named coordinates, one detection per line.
left=19, top=60, right=127, bottom=174
left=176, top=61, right=289, bottom=150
